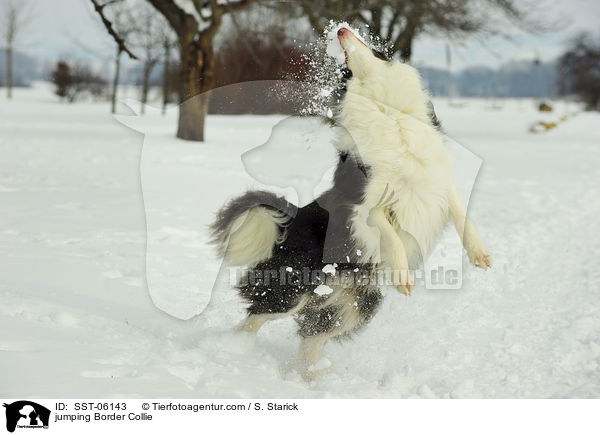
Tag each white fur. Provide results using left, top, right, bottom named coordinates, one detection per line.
left=224, top=207, right=289, bottom=267
left=335, top=30, right=491, bottom=285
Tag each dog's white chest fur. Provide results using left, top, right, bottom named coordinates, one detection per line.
left=335, top=62, right=454, bottom=265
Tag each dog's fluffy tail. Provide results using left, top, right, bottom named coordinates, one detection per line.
left=210, top=190, right=296, bottom=266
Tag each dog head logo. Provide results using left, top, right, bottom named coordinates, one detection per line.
left=115, top=65, right=482, bottom=318
left=3, top=401, right=50, bottom=433
left=241, top=116, right=337, bottom=208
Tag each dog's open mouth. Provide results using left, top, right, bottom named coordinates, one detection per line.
left=337, top=27, right=368, bottom=65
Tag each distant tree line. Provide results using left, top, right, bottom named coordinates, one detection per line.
left=419, top=61, right=558, bottom=98
left=44, top=52, right=562, bottom=106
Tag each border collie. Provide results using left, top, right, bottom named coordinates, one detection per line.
left=211, top=28, right=491, bottom=377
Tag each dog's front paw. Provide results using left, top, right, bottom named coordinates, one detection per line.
left=468, top=248, right=492, bottom=270
left=392, top=269, right=414, bottom=295
left=383, top=243, right=414, bottom=294
left=396, top=283, right=413, bottom=295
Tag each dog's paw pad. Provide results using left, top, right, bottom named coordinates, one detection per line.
left=470, top=251, right=491, bottom=269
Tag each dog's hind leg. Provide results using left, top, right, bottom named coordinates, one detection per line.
left=297, top=284, right=383, bottom=380
left=300, top=334, right=331, bottom=379
left=236, top=294, right=311, bottom=336
left=237, top=314, right=269, bottom=333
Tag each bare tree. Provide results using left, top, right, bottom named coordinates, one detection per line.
left=144, top=15, right=179, bottom=115
left=145, top=0, right=258, bottom=141
left=52, top=61, right=72, bottom=99
left=128, top=1, right=173, bottom=114
left=286, top=0, right=547, bottom=61
left=558, top=32, right=600, bottom=111
left=1, top=0, right=34, bottom=99
left=90, top=0, right=257, bottom=139
left=51, top=60, right=107, bottom=103
left=108, top=2, right=138, bottom=113
left=89, top=0, right=138, bottom=113
left=160, top=31, right=178, bottom=115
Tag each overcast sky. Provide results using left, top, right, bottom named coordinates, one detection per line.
left=10, top=0, right=600, bottom=71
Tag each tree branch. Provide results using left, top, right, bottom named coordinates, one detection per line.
left=88, top=0, right=138, bottom=60
left=202, top=0, right=258, bottom=38
left=223, top=0, right=263, bottom=65
left=221, top=0, right=259, bottom=13
left=199, top=0, right=225, bottom=40
left=147, top=0, right=198, bottom=43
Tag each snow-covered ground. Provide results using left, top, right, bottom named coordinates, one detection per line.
left=1, top=82, right=599, bottom=398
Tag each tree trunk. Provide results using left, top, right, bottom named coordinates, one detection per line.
left=399, top=40, right=413, bottom=62
left=162, top=43, right=170, bottom=115
left=395, top=30, right=415, bottom=62
left=393, top=20, right=418, bottom=62
left=111, top=48, right=122, bottom=114
left=141, top=61, right=152, bottom=115
left=176, top=39, right=215, bottom=141
left=6, top=46, right=13, bottom=99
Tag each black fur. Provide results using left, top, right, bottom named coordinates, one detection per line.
left=316, top=151, right=369, bottom=263
left=332, top=66, right=353, bottom=105
left=297, top=280, right=382, bottom=339
left=428, top=100, right=442, bottom=130
left=237, top=199, right=330, bottom=315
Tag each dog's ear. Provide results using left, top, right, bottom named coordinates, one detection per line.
left=2, top=404, right=7, bottom=407
left=371, top=49, right=388, bottom=61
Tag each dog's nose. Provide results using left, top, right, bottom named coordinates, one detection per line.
left=337, top=28, right=348, bottom=37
